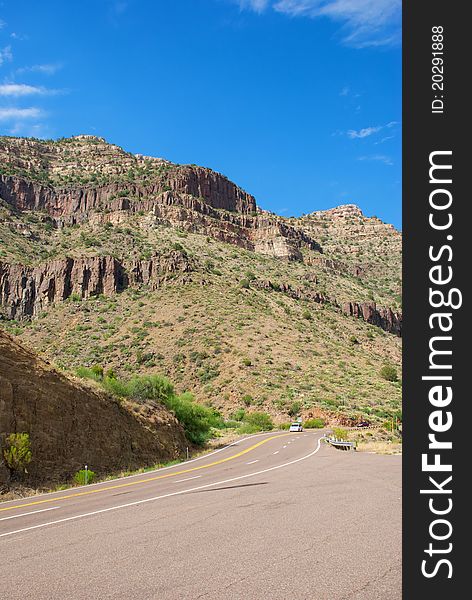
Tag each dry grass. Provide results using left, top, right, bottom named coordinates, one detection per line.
left=356, top=440, right=402, bottom=455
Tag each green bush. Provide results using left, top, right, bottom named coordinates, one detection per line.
left=126, top=375, right=174, bottom=403
left=242, top=358, right=252, bottom=367
left=332, top=428, right=348, bottom=440
left=278, top=422, right=291, bottom=430
left=166, top=391, right=222, bottom=445
left=288, top=401, right=301, bottom=417
left=232, top=408, right=246, bottom=421
left=245, top=412, right=274, bottom=431
left=3, top=433, right=32, bottom=473
left=237, top=423, right=260, bottom=434
left=302, top=309, right=312, bottom=320
left=74, top=469, right=96, bottom=485
left=76, top=366, right=103, bottom=382
left=90, top=364, right=104, bottom=379
left=77, top=371, right=222, bottom=446
left=380, top=365, right=398, bottom=382
left=242, top=394, right=253, bottom=407
left=304, top=418, right=325, bottom=429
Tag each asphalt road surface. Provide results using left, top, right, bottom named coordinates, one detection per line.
left=0, top=431, right=401, bottom=599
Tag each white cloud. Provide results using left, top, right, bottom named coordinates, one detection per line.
left=237, top=0, right=401, bottom=47
left=16, top=63, right=62, bottom=75
left=0, top=45, right=13, bottom=66
left=347, top=125, right=381, bottom=139
left=358, top=154, right=393, bottom=166
left=7, top=121, right=50, bottom=138
left=0, top=107, right=43, bottom=121
left=239, top=0, right=271, bottom=11
left=347, top=120, right=398, bottom=139
left=0, top=83, right=58, bottom=97
left=10, top=32, right=28, bottom=41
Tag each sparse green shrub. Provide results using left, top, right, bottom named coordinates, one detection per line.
left=69, top=292, right=82, bottom=302
left=245, top=412, right=274, bottom=431
left=224, top=420, right=240, bottom=429
left=302, top=309, right=312, bottom=320
left=3, top=433, right=32, bottom=473
left=333, top=428, right=348, bottom=440
left=76, top=366, right=103, bottom=382
left=232, top=408, right=246, bottom=421
left=380, top=364, right=398, bottom=382
left=288, top=401, right=302, bottom=417
left=90, top=365, right=104, bottom=379
left=74, top=468, right=96, bottom=485
left=166, top=391, right=222, bottom=445
left=242, top=394, right=253, bottom=407
left=126, top=375, right=175, bottom=404
left=278, top=422, right=291, bottom=430
left=242, top=358, right=252, bottom=367
left=304, top=418, right=325, bottom=429
left=349, top=335, right=359, bottom=345
left=237, top=423, right=260, bottom=434
left=239, top=279, right=250, bottom=289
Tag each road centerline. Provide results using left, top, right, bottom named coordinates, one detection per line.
left=0, top=433, right=293, bottom=514
left=0, top=434, right=323, bottom=539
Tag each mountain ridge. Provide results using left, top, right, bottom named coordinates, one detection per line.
left=0, top=135, right=402, bottom=424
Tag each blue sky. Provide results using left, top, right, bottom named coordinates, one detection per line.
left=0, top=0, right=401, bottom=228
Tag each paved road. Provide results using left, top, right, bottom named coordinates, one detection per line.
left=0, top=431, right=401, bottom=599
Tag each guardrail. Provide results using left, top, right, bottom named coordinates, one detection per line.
left=324, top=435, right=356, bottom=451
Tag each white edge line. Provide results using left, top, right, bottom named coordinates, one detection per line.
left=0, top=435, right=323, bottom=539
left=174, top=476, right=202, bottom=483
left=0, top=507, right=60, bottom=522
left=0, top=431, right=289, bottom=507
left=272, top=451, right=279, bottom=455
left=246, top=460, right=259, bottom=465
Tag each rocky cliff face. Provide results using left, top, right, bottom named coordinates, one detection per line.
left=0, top=135, right=402, bottom=335
left=0, top=254, right=401, bottom=335
left=0, top=330, right=187, bottom=488
left=0, top=251, right=195, bottom=319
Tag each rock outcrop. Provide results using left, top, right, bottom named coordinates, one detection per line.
left=0, top=330, right=187, bottom=488
left=254, top=280, right=402, bottom=336
left=0, top=251, right=195, bottom=319
left=342, top=301, right=402, bottom=337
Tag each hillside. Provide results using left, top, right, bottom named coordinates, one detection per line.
left=0, top=135, right=402, bottom=426
left=0, top=330, right=187, bottom=489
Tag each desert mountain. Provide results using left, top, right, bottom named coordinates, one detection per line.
left=0, top=135, right=402, bottom=425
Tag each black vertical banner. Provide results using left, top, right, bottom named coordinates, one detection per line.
left=403, top=1, right=467, bottom=597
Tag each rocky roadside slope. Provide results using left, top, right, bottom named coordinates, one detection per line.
left=0, top=330, right=187, bottom=489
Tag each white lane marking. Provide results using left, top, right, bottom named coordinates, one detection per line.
left=174, top=476, right=202, bottom=483
left=272, top=451, right=279, bottom=455
left=283, top=445, right=287, bottom=448
left=0, top=507, right=60, bottom=522
left=0, top=431, right=284, bottom=507
left=0, top=435, right=323, bottom=539
left=246, top=460, right=259, bottom=465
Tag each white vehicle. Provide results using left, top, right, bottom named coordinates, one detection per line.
left=289, top=422, right=303, bottom=432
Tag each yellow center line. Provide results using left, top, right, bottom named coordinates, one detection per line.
left=0, top=433, right=291, bottom=513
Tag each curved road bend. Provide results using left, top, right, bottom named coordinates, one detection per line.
left=0, top=431, right=401, bottom=599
